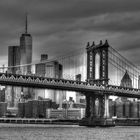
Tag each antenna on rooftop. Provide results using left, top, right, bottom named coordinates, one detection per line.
left=25, top=12, right=28, bottom=34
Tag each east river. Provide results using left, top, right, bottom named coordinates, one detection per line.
left=0, top=124, right=140, bottom=140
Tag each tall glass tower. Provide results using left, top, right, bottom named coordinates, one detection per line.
left=20, top=14, right=32, bottom=74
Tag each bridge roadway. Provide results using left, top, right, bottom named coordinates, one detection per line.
left=0, top=73, right=140, bottom=98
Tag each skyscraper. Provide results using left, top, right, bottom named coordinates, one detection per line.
left=6, top=14, right=34, bottom=108
left=8, top=46, right=20, bottom=74
left=20, top=14, right=32, bottom=74
left=7, top=46, right=20, bottom=107
left=20, top=14, right=34, bottom=101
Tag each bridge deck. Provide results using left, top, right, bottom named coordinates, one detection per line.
left=0, top=73, right=140, bottom=98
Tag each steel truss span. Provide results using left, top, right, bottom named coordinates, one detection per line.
left=0, top=73, right=140, bottom=98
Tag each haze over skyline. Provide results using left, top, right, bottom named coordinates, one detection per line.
left=0, top=0, right=140, bottom=67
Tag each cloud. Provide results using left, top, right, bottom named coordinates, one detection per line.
left=0, top=0, right=140, bottom=67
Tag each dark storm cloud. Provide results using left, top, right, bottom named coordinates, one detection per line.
left=76, top=12, right=140, bottom=32
left=28, top=0, right=140, bottom=20
left=0, top=0, right=140, bottom=66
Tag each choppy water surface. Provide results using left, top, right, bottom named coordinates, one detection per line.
left=0, top=124, right=139, bottom=140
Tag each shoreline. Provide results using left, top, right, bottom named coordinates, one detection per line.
left=0, top=123, right=81, bottom=128
left=1, top=117, right=140, bottom=126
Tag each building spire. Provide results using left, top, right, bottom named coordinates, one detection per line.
left=25, top=13, right=28, bottom=34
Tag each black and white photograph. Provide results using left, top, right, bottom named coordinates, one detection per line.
left=0, top=0, right=140, bottom=139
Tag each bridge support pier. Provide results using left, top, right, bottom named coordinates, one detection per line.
left=79, top=94, right=115, bottom=127
left=104, top=94, right=109, bottom=118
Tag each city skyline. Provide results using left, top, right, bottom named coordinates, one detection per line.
left=0, top=0, right=140, bottom=67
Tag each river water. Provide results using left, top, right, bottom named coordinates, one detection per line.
left=0, top=124, right=139, bottom=140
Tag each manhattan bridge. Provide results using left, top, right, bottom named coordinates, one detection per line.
left=0, top=40, right=140, bottom=126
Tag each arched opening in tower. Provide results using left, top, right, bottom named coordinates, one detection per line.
left=95, top=53, right=100, bottom=79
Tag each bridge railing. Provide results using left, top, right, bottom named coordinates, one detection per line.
left=0, top=72, right=89, bottom=85
left=1, top=72, right=140, bottom=92
left=108, top=85, right=139, bottom=91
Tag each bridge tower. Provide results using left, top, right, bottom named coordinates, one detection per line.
left=86, top=40, right=109, bottom=85
left=80, top=40, right=114, bottom=126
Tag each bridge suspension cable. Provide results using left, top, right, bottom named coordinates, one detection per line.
left=0, top=46, right=86, bottom=81
left=108, top=46, right=140, bottom=88
left=0, top=46, right=85, bottom=70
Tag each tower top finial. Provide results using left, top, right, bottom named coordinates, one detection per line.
left=100, top=40, right=102, bottom=45
left=87, top=42, right=90, bottom=47
left=25, top=12, right=28, bottom=34
left=105, top=39, right=108, bottom=45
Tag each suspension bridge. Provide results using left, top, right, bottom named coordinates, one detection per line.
left=0, top=40, right=140, bottom=126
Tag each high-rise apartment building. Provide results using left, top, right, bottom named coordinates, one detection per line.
left=36, top=61, right=63, bottom=78
left=36, top=54, right=63, bottom=78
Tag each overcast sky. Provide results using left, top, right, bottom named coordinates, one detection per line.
left=0, top=0, right=140, bottom=67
